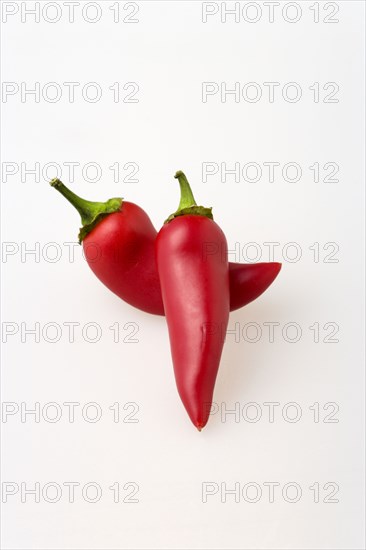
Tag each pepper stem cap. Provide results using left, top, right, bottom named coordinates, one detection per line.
left=165, top=171, right=213, bottom=223
left=50, top=178, right=123, bottom=242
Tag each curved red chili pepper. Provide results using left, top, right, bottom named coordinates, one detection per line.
left=50, top=179, right=281, bottom=317
left=50, top=179, right=162, bottom=314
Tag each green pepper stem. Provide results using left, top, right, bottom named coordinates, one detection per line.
left=174, top=170, right=197, bottom=211
left=164, top=171, right=213, bottom=223
left=49, top=178, right=123, bottom=242
left=50, top=178, right=115, bottom=225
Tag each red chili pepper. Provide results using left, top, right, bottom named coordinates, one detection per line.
left=50, top=178, right=281, bottom=316
left=156, top=171, right=231, bottom=430
left=50, top=178, right=162, bottom=314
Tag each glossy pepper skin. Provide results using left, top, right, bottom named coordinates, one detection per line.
left=229, top=261, right=281, bottom=312
left=83, top=203, right=163, bottom=315
left=50, top=179, right=281, bottom=316
left=156, top=172, right=230, bottom=429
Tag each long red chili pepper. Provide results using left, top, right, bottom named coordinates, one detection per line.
left=50, top=178, right=281, bottom=316
left=156, top=171, right=230, bottom=430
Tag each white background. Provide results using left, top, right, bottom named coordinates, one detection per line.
left=1, top=1, right=365, bottom=549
